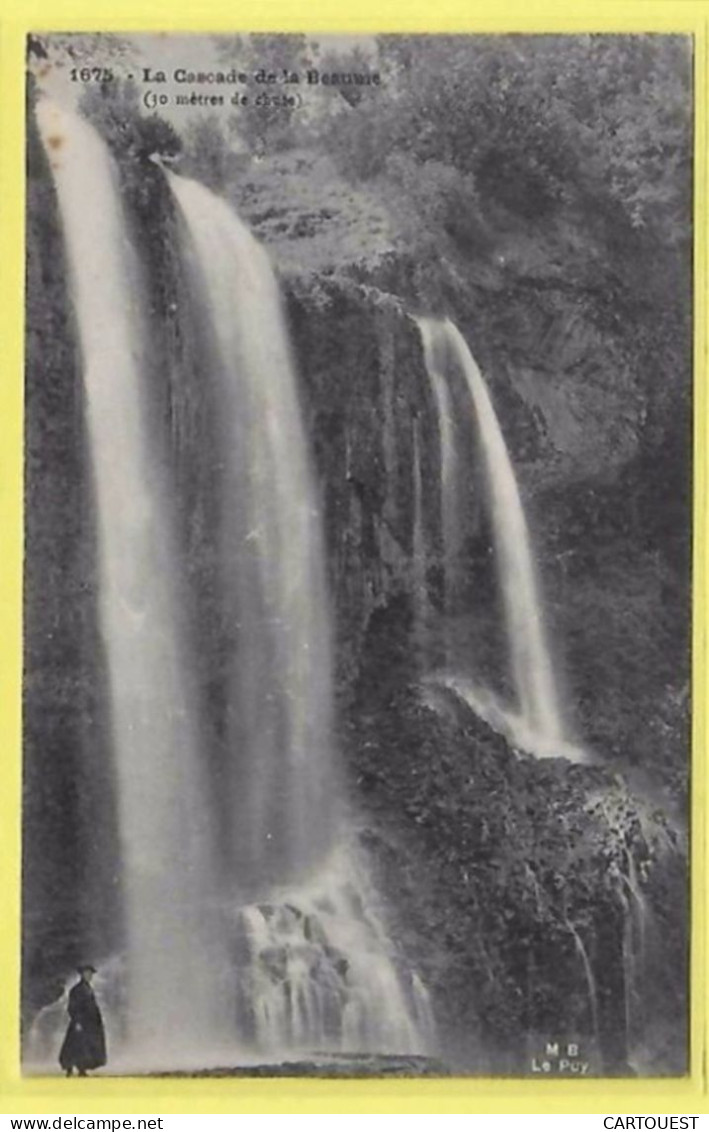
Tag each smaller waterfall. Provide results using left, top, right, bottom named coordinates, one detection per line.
left=417, top=317, right=587, bottom=764
left=34, top=101, right=432, bottom=1070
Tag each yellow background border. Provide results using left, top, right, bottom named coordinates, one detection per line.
left=1, top=0, right=706, bottom=1113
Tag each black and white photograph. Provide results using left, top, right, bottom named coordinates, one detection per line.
left=23, top=31, right=692, bottom=1079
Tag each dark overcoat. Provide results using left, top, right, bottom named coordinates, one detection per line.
left=58, top=980, right=107, bottom=1072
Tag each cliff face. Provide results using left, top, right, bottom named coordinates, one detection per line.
left=23, top=131, right=689, bottom=1073
left=234, top=149, right=662, bottom=491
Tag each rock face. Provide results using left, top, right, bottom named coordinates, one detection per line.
left=233, top=149, right=657, bottom=496
left=151, top=1054, right=449, bottom=1077
left=23, top=125, right=689, bottom=1075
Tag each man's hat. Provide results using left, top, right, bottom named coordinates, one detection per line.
left=76, top=963, right=97, bottom=974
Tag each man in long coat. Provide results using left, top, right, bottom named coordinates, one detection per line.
left=59, top=964, right=107, bottom=1077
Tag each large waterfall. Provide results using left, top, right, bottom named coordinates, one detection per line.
left=418, top=317, right=587, bottom=764
left=35, top=101, right=430, bottom=1070
left=35, top=101, right=231, bottom=1058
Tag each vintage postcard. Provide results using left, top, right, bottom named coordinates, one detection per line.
left=20, top=28, right=693, bottom=1086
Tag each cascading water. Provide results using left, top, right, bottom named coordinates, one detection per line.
left=167, top=170, right=431, bottom=1059
left=417, top=317, right=587, bottom=763
left=36, top=100, right=231, bottom=1060
left=565, top=920, right=600, bottom=1052
left=34, top=101, right=430, bottom=1069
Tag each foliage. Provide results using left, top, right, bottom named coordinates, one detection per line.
left=314, top=44, right=380, bottom=109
